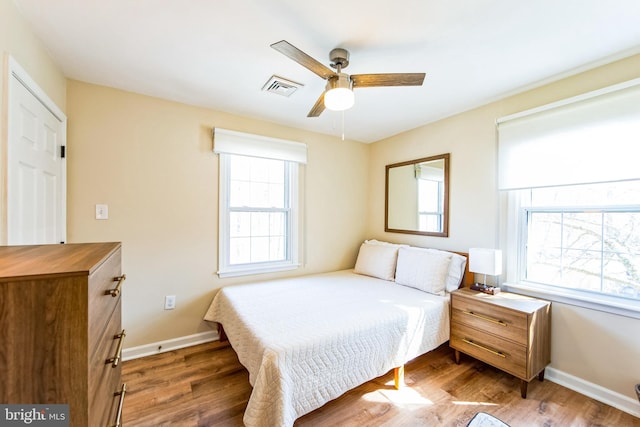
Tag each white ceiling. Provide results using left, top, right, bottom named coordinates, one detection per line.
left=13, top=0, right=640, bottom=143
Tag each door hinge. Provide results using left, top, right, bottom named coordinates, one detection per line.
left=60, top=145, right=66, bottom=158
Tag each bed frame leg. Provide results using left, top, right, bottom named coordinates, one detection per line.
left=394, top=366, right=405, bottom=389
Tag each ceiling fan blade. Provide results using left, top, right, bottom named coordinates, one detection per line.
left=307, top=92, right=326, bottom=117
left=271, top=40, right=335, bottom=80
left=351, top=73, right=426, bottom=88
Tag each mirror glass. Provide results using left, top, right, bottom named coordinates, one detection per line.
left=385, top=153, right=449, bottom=237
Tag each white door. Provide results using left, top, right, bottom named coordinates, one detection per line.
left=7, top=61, right=66, bottom=245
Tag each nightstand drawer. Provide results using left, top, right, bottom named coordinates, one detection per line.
left=451, top=322, right=526, bottom=379
left=451, top=295, right=528, bottom=345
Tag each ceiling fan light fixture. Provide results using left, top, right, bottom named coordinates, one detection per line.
left=325, top=88, right=354, bottom=111
left=324, top=73, right=354, bottom=111
left=271, top=40, right=425, bottom=118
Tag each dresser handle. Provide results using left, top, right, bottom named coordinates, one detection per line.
left=462, top=338, right=507, bottom=358
left=109, top=383, right=127, bottom=427
left=463, top=310, right=507, bottom=326
left=105, top=274, right=126, bottom=297
left=106, top=330, right=126, bottom=368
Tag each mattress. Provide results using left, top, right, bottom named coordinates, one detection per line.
left=204, top=269, right=450, bottom=427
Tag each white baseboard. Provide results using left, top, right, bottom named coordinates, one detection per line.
left=546, top=367, right=640, bottom=418
left=122, top=330, right=219, bottom=362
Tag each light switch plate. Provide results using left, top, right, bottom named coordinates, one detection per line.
left=95, top=204, right=109, bottom=220
left=164, top=295, right=176, bottom=310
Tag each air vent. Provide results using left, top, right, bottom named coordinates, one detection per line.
left=262, top=75, right=303, bottom=97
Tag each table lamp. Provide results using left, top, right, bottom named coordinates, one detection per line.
left=469, top=248, right=502, bottom=293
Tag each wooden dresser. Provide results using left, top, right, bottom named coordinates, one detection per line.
left=450, top=288, right=551, bottom=398
left=0, top=243, right=127, bottom=427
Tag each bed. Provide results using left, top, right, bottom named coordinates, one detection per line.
left=204, top=240, right=471, bottom=427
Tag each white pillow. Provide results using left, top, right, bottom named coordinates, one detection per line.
left=395, top=247, right=453, bottom=295
left=354, top=242, right=400, bottom=281
left=428, top=249, right=467, bottom=292
left=364, top=239, right=407, bottom=248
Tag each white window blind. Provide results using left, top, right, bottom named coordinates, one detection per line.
left=213, top=128, right=307, bottom=164
left=497, top=78, right=640, bottom=190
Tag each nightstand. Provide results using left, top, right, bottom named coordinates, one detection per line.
left=450, top=288, right=551, bottom=398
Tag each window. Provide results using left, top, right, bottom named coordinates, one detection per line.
left=225, top=154, right=292, bottom=265
left=214, top=128, right=306, bottom=277
left=417, top=177, right=444, bottom=231
left=517, top=182, right=640, bottom=302
left=497, top=78, right=640, bottom=316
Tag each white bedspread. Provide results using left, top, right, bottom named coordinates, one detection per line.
left=204, top=269, right=450, bottom=427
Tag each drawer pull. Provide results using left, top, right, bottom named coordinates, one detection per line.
left=105, top=274, right=126, bottom=297
left=109, top=383, right=127, bottom=427
left=463, top=310, right=507, bottom=326
left=106, top=330, right=126, bottom=368
left=462, top=338, right=507, bottom=358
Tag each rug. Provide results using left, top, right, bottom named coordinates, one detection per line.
left=467, top=412, right=510, bottom=427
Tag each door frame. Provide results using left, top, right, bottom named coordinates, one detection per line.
left=2, top=55, right=67, bottom=244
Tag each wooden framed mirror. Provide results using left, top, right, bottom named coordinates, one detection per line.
left=385, top=153, right=450, bottom=237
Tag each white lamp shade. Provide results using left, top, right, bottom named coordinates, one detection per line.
left=469, top=248, right=502, bottom=276
left=324, top=87, right=354, bottom=111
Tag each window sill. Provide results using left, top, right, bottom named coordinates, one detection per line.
left=502, top=282, right=640, bottom=320
left=217, top=263, right=300, bottom=278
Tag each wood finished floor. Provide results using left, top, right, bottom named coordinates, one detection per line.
left=122, top=340, right=639, bottom=426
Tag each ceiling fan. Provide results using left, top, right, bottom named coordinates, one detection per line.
left=271, top=40, right=426, bottom=117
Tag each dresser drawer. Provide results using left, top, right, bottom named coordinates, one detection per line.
left=90, top=302, right=123, bottom=384
left=88, top=247, right=123, bottom=341
left=91, top=368, right=123, bottom=426
left=89, top=302, right=123, bottom=425
left=451, top=322, right=526, bottom=379
left=451, top=294, right=528, bottom=345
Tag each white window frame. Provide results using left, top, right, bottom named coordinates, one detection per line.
left=214, top=128, right=306, bottom=278
left=417, top=178, right=445, bottom=232
left=501, top=189, right=640, bottom=320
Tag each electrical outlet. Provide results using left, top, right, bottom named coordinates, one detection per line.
left=164, top=295, right=176, bottom=310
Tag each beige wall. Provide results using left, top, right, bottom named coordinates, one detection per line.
left=0, top=0, right=67, bottom=243
left=368, top=54, right=640, bottom=404
left=0, top=0, right=66, bottom=108
left=66, top=80, right=369, bottom=347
